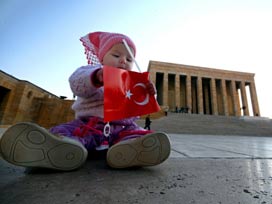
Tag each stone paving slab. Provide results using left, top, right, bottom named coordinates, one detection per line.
left=1, top=129, right=272, bottom=203
left=1, top=158, right=272, bottom=204
left=169, top=134, right=272, bottom=159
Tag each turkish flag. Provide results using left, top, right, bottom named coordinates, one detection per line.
left=103, top=66, right=160, bottom=122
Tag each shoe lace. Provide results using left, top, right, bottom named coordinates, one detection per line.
left=73, top=117, right=103, bottom=138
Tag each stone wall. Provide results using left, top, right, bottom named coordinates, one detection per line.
left=0, top=70, right=75, bottom=128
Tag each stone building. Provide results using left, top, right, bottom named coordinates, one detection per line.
left=0, top=70, right=75, bottom=128
left=148, top=61, right=260, bottom=117
left=0, top=60, right=260, bottom=128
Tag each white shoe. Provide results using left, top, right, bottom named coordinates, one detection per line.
left=106, top=132, right=171, bottom=168
left=0, top=122, right=88, bottom=171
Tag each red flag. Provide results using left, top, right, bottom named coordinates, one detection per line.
left=103, top=66, right=160, bottom=122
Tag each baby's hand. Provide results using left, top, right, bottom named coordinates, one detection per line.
left=96, top=68, right=103, bottom=84
left=146, top=81, right=156, bottom=95
left=92, top=68, right=103, bottom=87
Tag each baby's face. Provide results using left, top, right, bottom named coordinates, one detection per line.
left=102, top=43, right=134, bottom=71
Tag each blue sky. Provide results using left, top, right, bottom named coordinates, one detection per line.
left=1, top=0, right=272, bottom=118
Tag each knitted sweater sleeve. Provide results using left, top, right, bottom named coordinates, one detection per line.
left=69, top=64, right=102, bottom=98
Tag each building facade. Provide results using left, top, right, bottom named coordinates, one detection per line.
left=0, top=70, right=75, bottom=128
left=0, top=60, right=261, bottom=127
left=148, top=61, right=260, bottom=117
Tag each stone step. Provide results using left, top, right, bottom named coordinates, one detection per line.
left=137, top=113, right=272, bottom=136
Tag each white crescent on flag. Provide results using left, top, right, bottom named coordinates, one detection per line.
left=133, top=83, right=149, bottom=106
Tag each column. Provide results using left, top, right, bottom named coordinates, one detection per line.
left=163, top=72, right=168, bottom=107
left=175, top=74, right=180, bottom=108
left=210, top=78, right=218, bottom=115
left=249, top=81, right=260, bottom=116
left=236, top=83, right=241, bottom=116
left=221, top=79, right=229, bottom=116
left=230, top=80, right=239, bottom=116
left=186, top=75, right=192, bottom=113
left=149, top=70, right=156, bottom=85
left=197, top=76, right=203, bottom=114
left=240, top=81, right=249, bottom=116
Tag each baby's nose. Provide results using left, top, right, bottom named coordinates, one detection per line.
left=120, top=57, right=126, bottom=64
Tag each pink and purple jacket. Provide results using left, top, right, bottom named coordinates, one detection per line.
left=69, top=64, right=104, bottom=119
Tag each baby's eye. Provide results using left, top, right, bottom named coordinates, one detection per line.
left=112, top=54, right=120, bottom=58
left=127, top=58, right=133, bottom=62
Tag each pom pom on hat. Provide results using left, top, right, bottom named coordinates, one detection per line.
left=80, top=31, right=136, bottom=65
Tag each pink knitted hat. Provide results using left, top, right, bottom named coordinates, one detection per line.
left=80, top=31, right=136, bottom=65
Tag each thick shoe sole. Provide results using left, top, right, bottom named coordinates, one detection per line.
left=106, top=132, right=171, bottom=168
left=0, top=122, right=88, bottom=171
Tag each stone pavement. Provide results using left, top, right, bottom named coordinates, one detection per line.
left=1, top=129, right=272, bottom=204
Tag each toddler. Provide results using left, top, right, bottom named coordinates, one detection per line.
left=0, top=31, right=171, bottom=171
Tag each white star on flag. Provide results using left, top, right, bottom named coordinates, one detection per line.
left=125, top=90, right=133, bottom=99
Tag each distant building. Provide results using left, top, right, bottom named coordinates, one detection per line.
left=148, top=61, right=260, bottom=116
left=0, top=70, right=75, bottom=128
left=0, top=61, right=261, bottom=128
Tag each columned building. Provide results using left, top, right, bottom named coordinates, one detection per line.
left=148, top=61, right=260, bottom=117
